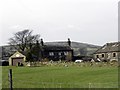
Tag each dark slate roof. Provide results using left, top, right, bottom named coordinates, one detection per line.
left=42, top=45, right=72, bottom=51
left=94, top=42, right=120, bottom=53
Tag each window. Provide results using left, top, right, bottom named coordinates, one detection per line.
left=49, top=52, right=54, bottom=56
left=96, top=55, right=99, bottom=58
left=64, top=52, right=68, bottom=55
left=113, top=53, right=116, bottom=57
left=59, top=52, right=61, bottom=56
left=102, top=54, right=104, bottom=58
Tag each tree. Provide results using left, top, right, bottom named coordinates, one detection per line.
left=31, top=40, right=41, bottom=61
left=8, top=29, right=40, bottom=52
left=26, top=42, right=33, bottom=62
left=26, top=40, right=42, bottom=62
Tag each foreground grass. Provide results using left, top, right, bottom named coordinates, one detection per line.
left=2, top=63, right=118, bottom=88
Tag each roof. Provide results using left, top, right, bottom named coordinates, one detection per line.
left=42, top=45, right=72, bottom=51
left=9, top=51, right=26, bottom=58
left=94, top=42, right=120, bottom=53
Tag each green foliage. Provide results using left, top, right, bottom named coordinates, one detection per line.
left=26, top=40, right=41, bottom=62
left=30, top=40, right=41, bottom=61
left=26, top=51, right=33, bottom=62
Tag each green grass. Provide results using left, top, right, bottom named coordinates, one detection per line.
left=2, top=63, right=118, bottom=88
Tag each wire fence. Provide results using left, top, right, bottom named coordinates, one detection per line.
left=2, top=78, right=118, bottom=88
left=0, top=66, right=2, bottom=89
left=2, top=62, right=118, bottom=88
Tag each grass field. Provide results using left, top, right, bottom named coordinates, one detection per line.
left=2, top=62, right=118, bottom=88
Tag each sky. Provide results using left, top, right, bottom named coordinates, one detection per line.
left=0, top=0, right=119, bottom=46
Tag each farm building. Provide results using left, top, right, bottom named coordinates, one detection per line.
left=41, top=45, right=73, bottom=61
left=40, top=38, right=73, bottom=61
left=94, top=42, right=120, bottom=62
left=9, top=51, right=26, bottom=66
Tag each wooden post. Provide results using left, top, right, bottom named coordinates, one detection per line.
left=8, top=69, right=13, bottom=90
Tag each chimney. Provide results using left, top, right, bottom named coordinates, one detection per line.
left=41, top=38, right=44, bottom=46
left=68, top=38, right=71, bottom=47
left=36, top=40, right=39, bottom=44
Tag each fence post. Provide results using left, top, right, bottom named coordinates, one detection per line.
left=8, top=69, right=13, bottom=90
left=89, top=83, right=91, bottom=88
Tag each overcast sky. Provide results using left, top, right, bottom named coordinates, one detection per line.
left=0, top=0, right=119, bottom=46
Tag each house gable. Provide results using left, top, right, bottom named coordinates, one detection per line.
left=10, top=51, right=26, bottom=58
left=94, top=42, right=120, bottom=54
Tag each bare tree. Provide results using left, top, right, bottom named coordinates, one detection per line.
left=8, top=30, right=40, bottom=52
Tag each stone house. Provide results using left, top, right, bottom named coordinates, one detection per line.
left=41, top=45, right=73, bottom=61
left=40, top=38, right=73, bottom=61
left=94, top=42, right=120, bottom=62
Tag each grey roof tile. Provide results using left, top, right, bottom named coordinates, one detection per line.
left=94, top=42, right=120, bottom=53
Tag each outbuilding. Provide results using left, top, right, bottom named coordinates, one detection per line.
left=9, top=51, right=26, bottom=66
left=94, top=42, right=120, bottom=62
